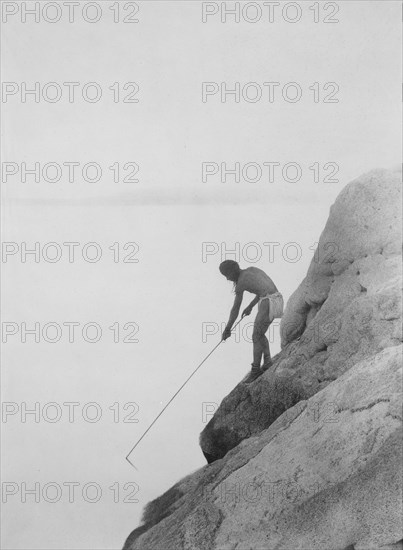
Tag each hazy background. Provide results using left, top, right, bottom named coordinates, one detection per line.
left=1, top=1, right=401, bottom=549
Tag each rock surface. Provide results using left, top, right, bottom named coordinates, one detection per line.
left=200, top=167, right=402, bottom=461
left=123, top=168, right=402, bottom=550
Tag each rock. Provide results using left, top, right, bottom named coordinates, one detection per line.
left=123, top=168, right=402, bottom=550
left=281, top=167, right=402, bottom=347
left=124, top=345, right=402, bottom=550
left=200, top=168, right=402, bottom=461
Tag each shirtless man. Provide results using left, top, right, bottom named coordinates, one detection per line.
left=220, top=260, right=284, bottom=384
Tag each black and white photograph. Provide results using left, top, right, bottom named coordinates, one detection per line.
left=1, top=1, right=402, bottom=549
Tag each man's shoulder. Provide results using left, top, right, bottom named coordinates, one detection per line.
left=244, top=266, right=266, bottom=276
left=236, top=267, right=260, bottom=292
left=234, top=271, right=247, bottom=293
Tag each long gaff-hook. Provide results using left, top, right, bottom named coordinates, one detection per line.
left=125, top=315, right=246, bottom=469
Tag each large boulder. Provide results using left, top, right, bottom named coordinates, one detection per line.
left=123, top=167, right=402, bottom=550
left=124, top=344, right=402, bottom=550
left=200, top=167, right=402, bottom=461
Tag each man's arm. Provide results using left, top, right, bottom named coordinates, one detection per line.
left=222, top=292, right=243, bottom=340
left=227, top=292, right=243, bottom=329
left=248, top=295, right=259, bottom=310
left=242, top=295, right=259, bottom=317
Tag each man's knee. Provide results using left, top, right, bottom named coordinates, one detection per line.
left=253, top=322, right=270, bottom=343
left=252, top=329, right=263, bottom=344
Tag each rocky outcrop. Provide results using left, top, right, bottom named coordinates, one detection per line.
left=124, top=345, right=402, bottom=550
left=200, top=167, right=402, bottom=461
left=123, top=168, right=402, bottom=550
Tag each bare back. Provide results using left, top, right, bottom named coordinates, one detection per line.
left=235, top=267, right=277, bottom=297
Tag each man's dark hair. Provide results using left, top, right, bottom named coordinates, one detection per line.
left=219, top=260, right=241, bottom=281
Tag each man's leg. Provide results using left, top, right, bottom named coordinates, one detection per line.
left=252, top=301, right=271, bottom=366
left=243, top=332, right=266, bottom=384
left=242, top=301, right=272, bottom=384
left=262, top=335, right=273, bottom=370
left=254, top=300, right=272, bottom=370
left=252, top=337, right=264, bottom=368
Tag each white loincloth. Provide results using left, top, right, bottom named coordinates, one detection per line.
left=258, top=291, right=284, bottom=322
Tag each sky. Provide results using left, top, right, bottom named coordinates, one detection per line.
left=1, top=1, right=401, bottom=549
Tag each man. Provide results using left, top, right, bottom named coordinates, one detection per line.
left=220, top=260, right=284, bottom=384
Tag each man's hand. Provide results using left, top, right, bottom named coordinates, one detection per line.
left=242, top=306, right=252, bottom=318
left=222, top=326, right=232, bottom=341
